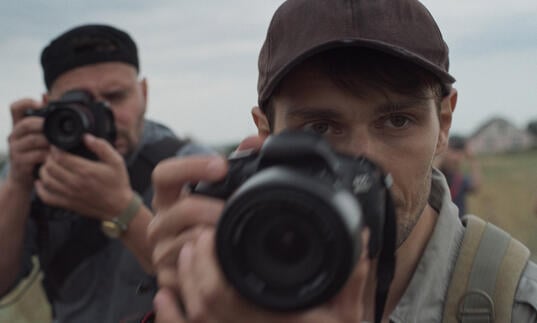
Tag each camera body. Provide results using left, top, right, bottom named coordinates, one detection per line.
left=24, top=89, right=116, bottom=160
left=194, top=130, right=395, bottom=311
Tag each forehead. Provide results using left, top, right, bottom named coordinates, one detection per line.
left=49, top=62, right=138, bottom=96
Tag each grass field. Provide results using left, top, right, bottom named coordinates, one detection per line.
left=467, top=149, right=537, bottom=262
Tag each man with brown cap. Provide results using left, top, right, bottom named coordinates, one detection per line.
left=0, top=24, right=212, bottom=322
left=148, top=0, right=537, bottom=322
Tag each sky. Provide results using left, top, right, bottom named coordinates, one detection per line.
left=1, top=0, right=536, bottom=153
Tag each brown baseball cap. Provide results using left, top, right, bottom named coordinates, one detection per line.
left=257, top=0, right=456, bottom=107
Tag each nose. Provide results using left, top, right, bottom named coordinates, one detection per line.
left=342, top=127, right=371, bottom=157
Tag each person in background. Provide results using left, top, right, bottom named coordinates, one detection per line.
left=0, top=24, right=212, bottom=323
left=438, top=134, right=482, bottom=218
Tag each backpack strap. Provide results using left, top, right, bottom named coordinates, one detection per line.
left=442, top=215, right=530, bottom=323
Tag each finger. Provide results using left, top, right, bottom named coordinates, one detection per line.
left=48, top=146, right=92, bottom=175
left=39, top=157, right=77, bottom=198
left=188, top=230, right=256, bottom=323
left=83, top=134, right=123, bottom=165
left=235, top=135, right=265, bottom=152
left=152, top=156, right=227, bottom=211
left=152, top=227, right=204, bottom=271
left=190, top=230, right=235, bottom=314
left=10, top=98, right=42, bottom=125
left=153, top=228, right=205, bottom=289
left=10, top=149, right=49, bottom=168
left=328, top=228, right=371, bottom=319
left=9, top=118, right=45, bottom=141
left=148, top=196, right=224, bottom=245
left=177, top=241, right=211, bottom=321
left=154, top=288, right=187, bottom=323
left=34, top=179, right=71, bottom=207
left=10, top=133, right=49, bottom=153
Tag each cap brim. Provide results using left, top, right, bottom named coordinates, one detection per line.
left=260, top=39, right=456, bottom=105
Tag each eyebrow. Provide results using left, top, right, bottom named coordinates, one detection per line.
left=101, top=87, right=130, bottom=97
left=285, top=106, right=346, bottom=121
left=374, top=98, right=432, bottom=115
left=285, top=98, right=432, bottom=121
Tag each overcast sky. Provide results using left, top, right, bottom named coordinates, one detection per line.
left=1, top=0, right=536, bottom=153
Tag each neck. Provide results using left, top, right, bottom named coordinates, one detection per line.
left=363, top=204, right=439, bottom=322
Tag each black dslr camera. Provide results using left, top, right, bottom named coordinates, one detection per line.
left=194, top=130, right=396, bottom=311
left=24, top=89, right=116, bottom=160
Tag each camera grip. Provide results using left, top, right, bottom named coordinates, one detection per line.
left=192, top=180, right=234, bottom=199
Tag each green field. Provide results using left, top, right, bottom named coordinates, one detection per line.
left=467, top=149, right=537, bottom=262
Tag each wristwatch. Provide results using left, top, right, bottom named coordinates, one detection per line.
left=101, top=192, right=143, bottom=239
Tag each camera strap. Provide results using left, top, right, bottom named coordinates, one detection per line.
left=128, top=136, right=189, bottom=194
left=374, top=193, right=397, bottom=323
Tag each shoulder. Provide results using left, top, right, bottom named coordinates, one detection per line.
left=513, top=260, right=537, bottom=322
left=140, top=119, right=215, bottom=157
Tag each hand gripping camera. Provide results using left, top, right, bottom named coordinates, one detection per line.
left=194, top=130, right=396, bottom=311
left=24, top=89, right=116, bottom=160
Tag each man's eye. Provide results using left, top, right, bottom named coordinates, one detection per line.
left=304, top=122, right=330, bottom=134
left=386, top=115, right=411, bottom=128
left=103, top=91, right=127, bottom=103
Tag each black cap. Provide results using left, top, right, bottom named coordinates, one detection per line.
left=41, top=24, right=139, bottom=89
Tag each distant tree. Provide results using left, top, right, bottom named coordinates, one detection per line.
left=527, top=120, right=537, bottom=137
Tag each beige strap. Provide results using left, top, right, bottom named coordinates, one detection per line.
left=493, top=237, right=530, bottom=322
left=442, top=215, right=530, bottom=323
left=443, top=215, right=487, bottom=323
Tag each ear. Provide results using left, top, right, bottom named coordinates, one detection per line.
left=42, top=93, right=50, bottom=104
left=140, top=77, right=148, bottom=107
left=251, top=106, right=271, bottom=138
left=436, top=88, right=457, bottom=156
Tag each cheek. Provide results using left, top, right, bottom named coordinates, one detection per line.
left=377, top=138, right=436, bottom=209
left=112, top=103, right=144, bottom=131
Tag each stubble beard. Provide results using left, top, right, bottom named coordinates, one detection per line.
left=394, top=170, right=433, bottom=248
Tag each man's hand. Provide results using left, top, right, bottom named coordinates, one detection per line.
left=148, top=155, right=228, bottom=291
left=148, top=135, right=265, bottom=291
left=34, top=133, right=133, bottom=220
left=7, top=99, right=50, bottom=189
left=153, top=228, right=371, bottom=323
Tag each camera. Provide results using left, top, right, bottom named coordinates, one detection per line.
left=194, top=130, right=396, bottom=311
left=24, top=89, right=116, bottom=160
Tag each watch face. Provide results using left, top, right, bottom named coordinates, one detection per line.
left=101, top=221, right=122, bottom=239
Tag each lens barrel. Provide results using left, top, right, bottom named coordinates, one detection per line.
left=216, top=167, right=362, bottom=311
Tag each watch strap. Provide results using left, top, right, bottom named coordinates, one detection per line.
left=116, top=192, right=143, bottom=231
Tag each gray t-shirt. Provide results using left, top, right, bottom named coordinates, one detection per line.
left=2, top=119, right=214, bottom=323
left=390, top=169, right=537, bottom=322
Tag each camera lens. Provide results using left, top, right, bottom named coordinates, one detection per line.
left=44, top=106, right=88, bottom=150
left=59, top=117, right=76, bottom=135
left=240, top=200, right=325, bottom=288
left=216, top=167, right=361, bottom=311
left=264, top=221, right=309, bottom=265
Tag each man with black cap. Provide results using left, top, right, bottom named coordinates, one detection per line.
left=147, top=0, right=537, bottom=322
left=0, top=24, right=211, bottom=322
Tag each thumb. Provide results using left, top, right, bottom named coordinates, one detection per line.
left=154, top=289, right=186, bottom=323
left=235, top=134, right=266, bottom=152
left=83, top=134, right=122, bottom=165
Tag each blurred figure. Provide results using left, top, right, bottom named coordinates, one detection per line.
left=534, top=194, right=537, bottom=216
left=438, top=135, right=482, bottom=218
